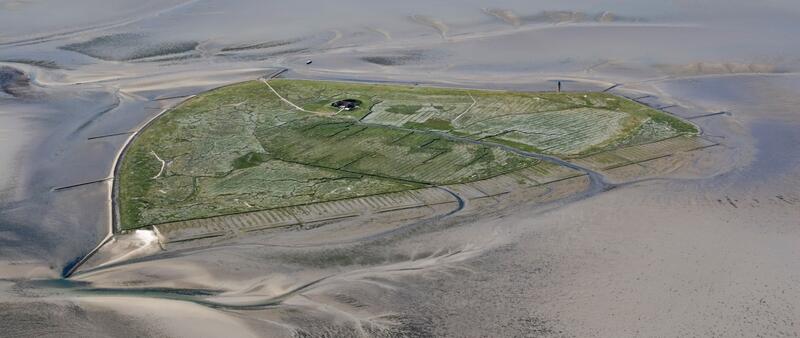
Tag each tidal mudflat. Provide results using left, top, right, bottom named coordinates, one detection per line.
left=1, top=1, right=799, bottom=337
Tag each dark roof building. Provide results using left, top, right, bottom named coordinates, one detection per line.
left=331, top=99, right=361, bottom=111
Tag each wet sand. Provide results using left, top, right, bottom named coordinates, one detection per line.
left=1, top=1, right=799, bottom=336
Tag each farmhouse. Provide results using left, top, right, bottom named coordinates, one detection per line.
left=331, top=99, right=361, bottom=110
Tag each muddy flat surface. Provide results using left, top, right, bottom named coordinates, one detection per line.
left=1, top=1, right=799, bottom=337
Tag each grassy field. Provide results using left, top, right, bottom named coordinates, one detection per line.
left=268, top=79, right=696, bottom=156
left=118, top=79, right=696, bottom=229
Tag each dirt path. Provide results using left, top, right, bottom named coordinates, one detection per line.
left=260, top=78, right=332, bottom=116
left=150, top=151, right=165, bottom=179
left=452, top=93, right=476, bottom=126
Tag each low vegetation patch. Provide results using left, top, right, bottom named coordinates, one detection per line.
left=404, top=118, right=453, bottom=131
left=118, top=79, right=696, bottom=229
